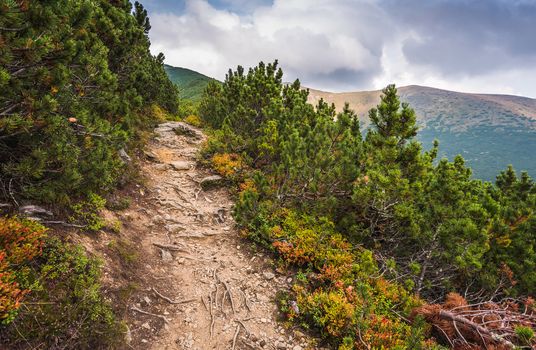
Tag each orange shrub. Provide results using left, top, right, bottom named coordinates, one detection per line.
left=0, top=217, right=47, bottom=323
left=360, top=315, right=409, bottom=349
left=212, top=153, right=243, bottom=177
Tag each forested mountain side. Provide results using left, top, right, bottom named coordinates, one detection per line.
left=199, top=61, right=536, bottom=349
left=0, top=1, right=178, bottom=348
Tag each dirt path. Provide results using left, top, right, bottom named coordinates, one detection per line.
left=116, top=122, right=312, bottom=350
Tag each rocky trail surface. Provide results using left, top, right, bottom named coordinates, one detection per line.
left=111, top=122, right=314, bottom=350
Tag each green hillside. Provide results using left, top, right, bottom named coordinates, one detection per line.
left=164, top=64, right=217, bottom=100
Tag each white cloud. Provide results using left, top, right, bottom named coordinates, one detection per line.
left=148, top=0, right=536, bottom=97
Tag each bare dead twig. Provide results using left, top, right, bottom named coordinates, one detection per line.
left=131, top=306, right=169, bottom=323
left=223, top=281, right=236, bottom=314
left=201, top=296, right=208, bottom=312
left=240, top=289, right=251, bottom=312
left=151, top=288, right=196, bottom=305
left=152, top=242, right=189, bottom=252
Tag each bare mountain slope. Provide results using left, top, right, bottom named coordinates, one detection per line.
left=307, top=85, right=536, bottom=180
left=307, top=85, right=536, bottom=132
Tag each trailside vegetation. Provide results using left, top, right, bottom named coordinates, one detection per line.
left=199, top=60, right=536, bottom=349
left=0, top=0, right=178, bottom=205
left=0, top=1, right=178, bottom=347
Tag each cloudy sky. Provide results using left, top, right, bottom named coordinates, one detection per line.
left=143, top=0, right=536, bottom=97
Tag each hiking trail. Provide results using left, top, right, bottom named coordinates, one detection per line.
left=110, top=122, right=315, bottom=350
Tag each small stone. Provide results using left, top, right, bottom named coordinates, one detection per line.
left=119, top=148, right=131, bottom=163
left=161, top=249, right=173, bottom=262
left=200, top=175, right=224, bottom=189
left=276, top=342, right=287, bottom=349
left=152, top=215, right=164, bottom=224
left=263, top=272, right=275, bottom=280
left=154, top=164, right=169, bottom=171
left=259, top=339, right=267, bottom=347
left=143, top=296, right=151, bottom=305
left=294, top=330, right=305, bottom=339
left=166, top=223, right=186, bottom=233
left=170, top=161, right=191, bottom=170
left=177, top=257, right=186, bottom=264
left=141, top=339, right=148, bottom=343
left=287, top=277, right=293, bottom=284
left=260, top=318, right=268, bottom=323
left=141, top=322, right=150, bottom=330
left=293, top=346, right=303, bottom=350
left=144, top=150, right=159, bottom=161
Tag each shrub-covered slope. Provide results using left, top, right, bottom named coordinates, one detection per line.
left=0, top=1, right=178, bottom=348
left=199, top=61, right=536, bottom=349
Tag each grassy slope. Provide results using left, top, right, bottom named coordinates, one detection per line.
left=164, top=64, right=217, bottom=101
left=307, top=85, right=536, bottom=181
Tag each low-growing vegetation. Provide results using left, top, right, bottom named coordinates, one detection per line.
left=199, top=60, right=536, bottom=349
left=0, top=1, right=179, bottom=347
left=0, top=218, right=123, bottom=349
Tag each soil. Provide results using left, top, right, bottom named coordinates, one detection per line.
left=75, top=122, right=317, bottom=350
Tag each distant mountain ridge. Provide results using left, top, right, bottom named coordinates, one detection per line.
left=307, top=85, right=536, bottom=180
left=164, top=64, right=216, bottom=100
left=307, top=85, right=536, bottom=132
left=164, top=64, right=536, bottom=180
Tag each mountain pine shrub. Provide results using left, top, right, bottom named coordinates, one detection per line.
left=201, top=60, right=536, bottom=348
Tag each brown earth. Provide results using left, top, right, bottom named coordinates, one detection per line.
left=74, top=122, right=317, bottom=350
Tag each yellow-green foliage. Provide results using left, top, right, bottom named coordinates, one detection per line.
left=69, top=193, right=106, bottom=231
left=184, top=114, right=203, bottom=127
left=149, top=104, right=168, bottom=122
left=296, top=287, right=355, bottom=337
left=108, top=220, right=122, bottom=233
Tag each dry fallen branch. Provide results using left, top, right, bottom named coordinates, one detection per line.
left=215, top=284, right=220, bottom=310
left=40, top=220, right=86, bottom=228
left=231, top=324, right=241, bottom=350
left=131, top=306, right=169, bottom=323
left=240, top=289, right=251, bottom=312
left=151, top=288, right=196, bottom=305
left=413, top=293, right=535, bottom=349
left=152, top=242, right=189, bottom=252
left=235, top=319, right=250, bottom=335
